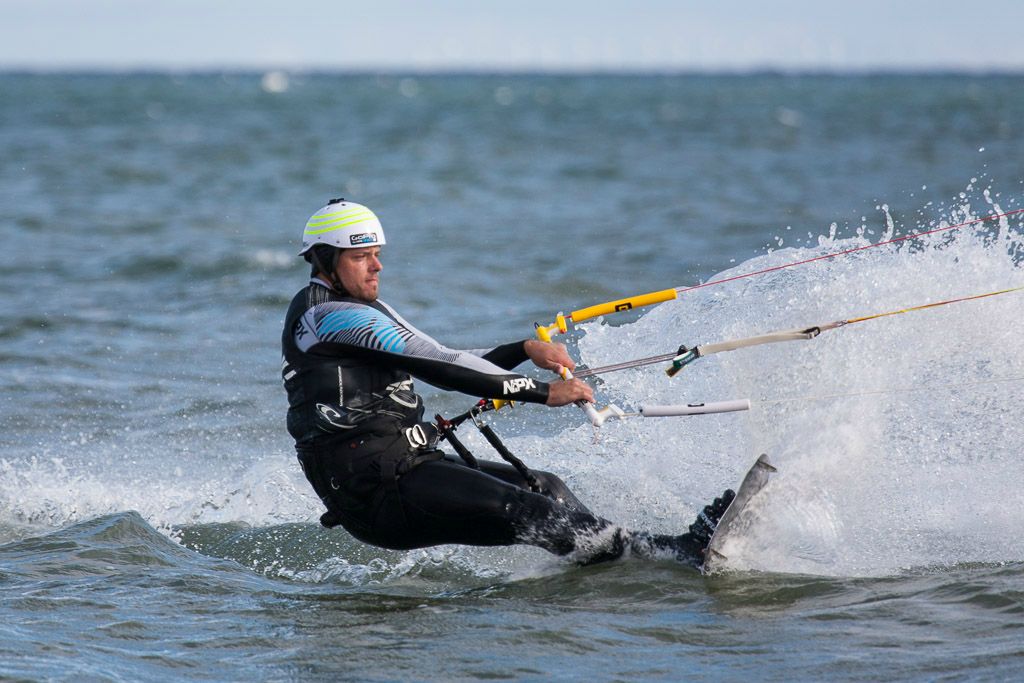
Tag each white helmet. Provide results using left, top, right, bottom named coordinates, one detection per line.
left=299, top=199, right=386, bottom=256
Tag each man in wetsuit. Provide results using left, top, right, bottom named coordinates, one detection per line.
left=282, top=199, right=734, bottom=566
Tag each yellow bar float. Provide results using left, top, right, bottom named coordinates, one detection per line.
left=569, top=288, right=679, bottom=324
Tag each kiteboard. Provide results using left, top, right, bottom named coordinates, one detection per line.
left=702, top=453, right=776, bottom=574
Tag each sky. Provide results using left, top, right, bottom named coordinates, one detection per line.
left=2, top=0, right=1023, bottom=72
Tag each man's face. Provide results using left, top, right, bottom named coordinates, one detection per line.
left=334, top=246, right=383, bottom=301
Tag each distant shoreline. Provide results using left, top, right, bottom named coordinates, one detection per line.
left=1, top=67, right=1022, bottom=78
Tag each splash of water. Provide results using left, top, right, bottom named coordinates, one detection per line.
left=575, top=197, right=1024, bottom=577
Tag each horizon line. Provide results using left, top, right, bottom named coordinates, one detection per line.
left=3, top=65, right=1023, bottom=77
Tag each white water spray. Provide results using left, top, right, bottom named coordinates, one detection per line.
left=575, top=201, right=1024, bottom=577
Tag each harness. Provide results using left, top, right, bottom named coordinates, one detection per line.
left=311, top=400, right=542, bottom=530
left=434, top=400, right=542, bottom=494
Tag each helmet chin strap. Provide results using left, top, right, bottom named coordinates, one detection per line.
left=309, top=247, right=347, bottom=295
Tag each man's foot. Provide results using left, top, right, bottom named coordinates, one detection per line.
left=657, top=489, right=737, bottom=567
left=688, top=489, right=736, bottom=553
left=572, top=490, right=736, bottom=568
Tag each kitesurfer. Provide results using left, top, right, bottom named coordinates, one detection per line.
left=281, top=198, right=735, bottom=566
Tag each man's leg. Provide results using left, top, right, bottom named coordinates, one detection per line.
left=454, top=456, right=595, bottom=515
left=374, top=457, right=734, bottom=567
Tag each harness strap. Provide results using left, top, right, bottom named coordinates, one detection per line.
left=434, top=414, right=480, bottom=469
left=436, top=410, right=542, bottom=494
left=477, top=423, right=542, bottom=494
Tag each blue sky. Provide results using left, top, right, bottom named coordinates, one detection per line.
left=3, top=0, right=1023, bottom=72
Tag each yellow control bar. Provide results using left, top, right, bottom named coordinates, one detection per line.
left=536, top=288, right=679, bottom=341
left=571, top=288, right=679, bottom=322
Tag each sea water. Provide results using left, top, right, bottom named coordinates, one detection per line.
left=1, top=72, right=1023, bottom=681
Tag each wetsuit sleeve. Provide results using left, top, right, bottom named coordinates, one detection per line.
left=294, top=301, right=550, bottom=404
left=478, top=340, right=531, bottom=370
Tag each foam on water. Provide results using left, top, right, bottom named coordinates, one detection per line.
left=0, top=449, right=316, bottom=532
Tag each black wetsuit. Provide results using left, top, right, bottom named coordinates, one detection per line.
left=282, top=279, right=709, bottom=565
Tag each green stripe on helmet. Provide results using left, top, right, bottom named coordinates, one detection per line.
left=304, top=213, right=377, bottom=235
left=306, top=206, right=373, bottom=226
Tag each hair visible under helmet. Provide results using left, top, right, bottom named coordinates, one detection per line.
left=300, top=198, right=386, bottom=293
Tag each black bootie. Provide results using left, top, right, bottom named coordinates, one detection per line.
left=688, top=489, right=736, bottom=552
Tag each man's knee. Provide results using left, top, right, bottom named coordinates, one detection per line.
left=532, top=469, right=571, bottom=501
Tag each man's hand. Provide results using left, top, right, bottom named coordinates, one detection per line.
left=524, top=340, right=592, bottom=407
left=546, top=377, right=594, bottom=406
left=524, top=339, right=575, bottom=373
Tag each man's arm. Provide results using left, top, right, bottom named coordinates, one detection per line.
left=294, top=300, right=551, bottom=403
left=477, top=341, right=531, bottom=370
left=478, top=339, right=577, bottom=374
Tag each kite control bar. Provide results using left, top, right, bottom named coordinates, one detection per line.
left=536, top=303, right=751, bottom=427
left=534, top=288, right=679, bottom=342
